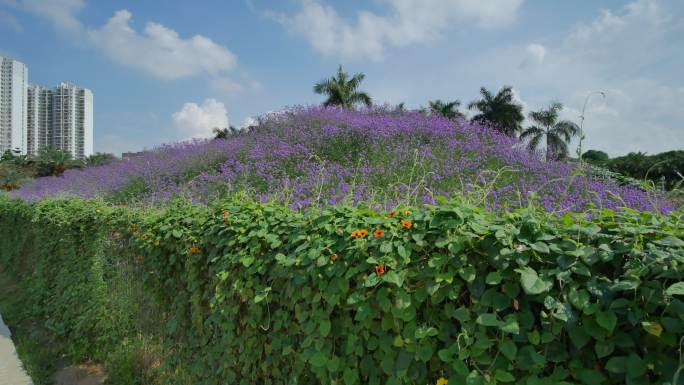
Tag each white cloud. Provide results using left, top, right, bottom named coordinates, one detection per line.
left=520, top=43, right=546, bottom=67
left=172, top=99, right=229, bottom=140
left=500, top=0, right=684, bottom=156
left=88, top=10, right=237, bottom=81
left=271, top=0, right=524, bottom=60
left=211, top=76, right=263, bottom=95
left=240, top=116, right=258, bottom=128
left=5, top=0, right=84, bottom=32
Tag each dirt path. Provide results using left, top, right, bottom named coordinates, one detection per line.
left=0, top=313, right=33, bottom=385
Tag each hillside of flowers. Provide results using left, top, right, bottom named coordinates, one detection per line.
left=13, top=106, right=677, bottom=213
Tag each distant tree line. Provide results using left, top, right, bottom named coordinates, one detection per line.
left=0, top=147, right=116, bottom=191
left=583, top=150, right=684, bottom=190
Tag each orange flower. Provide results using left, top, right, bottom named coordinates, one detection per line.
left=351, top=229, right=369, bottom=238
left=388, top=210, right=397, bottom=218
left=401, top=220, right=413, bottom=229
left=375, top=264, right=385, bottom=276
left=223, top=220, right=229, bottom=225
left=190, top=246, right=200, bottom=254
left=222, top=209, right=229, bottom=218
left=331, top=253, right=338, bottom=262
left=136, top=255, right=144, bottom=264
left=373, top=229, right=384, bottom=238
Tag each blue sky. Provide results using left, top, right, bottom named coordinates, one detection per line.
left=1, top=0, right=682, bottom=156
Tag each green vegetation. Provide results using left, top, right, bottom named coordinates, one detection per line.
left=1, top=195, right=683, bottom=384
left=426, top=100, right=464, bottom=120
left=314, top=65, right=372, bottom=109
left=521, top=102, right=579, bottom=160
left=0, top=147, right=116, bottom=191
left=468, top=86, right=525, bottom=138
left=584, top=150, right=684, bottom=190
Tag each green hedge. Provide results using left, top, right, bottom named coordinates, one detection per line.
left=1, top=195, right=684, bottom=385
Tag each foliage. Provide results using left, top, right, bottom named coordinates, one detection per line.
left=0, top=147, right=116, bottom=191
left=314, top=65, right=372, bottom=109
left=582, top=150, right=610, bottom=165
left=0, top=196, right=164, bottom=384
left=213, top=126, right=243, bottom=140
left=85, top=152, right=117, bottom=167
left=607, top=151, right=684, bottom=191
left=469, top=86, right=525, bottom=137
left=11, top=107, right=676, bottom=214
left=521, top=102, right=579, bottom=160
left=1, top=195, right=684, bottom=384
left=427, top=100, right=464, bottom=120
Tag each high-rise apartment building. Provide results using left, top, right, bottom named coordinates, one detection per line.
left=27, top=84, right=52, bottom=156
left=0, top=56, right=93, bottom=159
left=52, top=83, right=93, bottom=159
left=0, top=57, right=28, bottom=155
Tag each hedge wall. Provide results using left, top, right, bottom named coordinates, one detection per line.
left=1, top=195, right=684, bottom=385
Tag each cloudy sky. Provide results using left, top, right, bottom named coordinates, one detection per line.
left=1, top=0, right=682, bottom=156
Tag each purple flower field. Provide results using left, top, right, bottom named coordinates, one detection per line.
left=13, top=106, right=677, bottom=213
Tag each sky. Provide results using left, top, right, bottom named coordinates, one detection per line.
left=0, top=0, right=682, bottom=156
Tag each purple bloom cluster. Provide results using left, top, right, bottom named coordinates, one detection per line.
left=13, top=106, right=677, bottom=213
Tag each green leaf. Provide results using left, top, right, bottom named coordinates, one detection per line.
left=450, top=306, right=471, bottom=322
left=605, top=356, right=627, bottom=373
left=531, top=241, right=550, bottom=254
left=499, top=315, right=520, bottom=334
left=254, top=287, right=271, bottom=303
left=309, top=351, right=327, bottom=368
left=594, top=340, right=614, bottom=358
left=485, top=272, right=502, bottom=285
left=476, top=313, right=501, bottom=327
left=414, top=326, right=439, bottom=339
left=343, top=368, right=358, bottom=385
left=654, top=236, right=684, bottom=247
left=417, top=343, right=434, bottom=362
left=499, top=339, right=517, bottom=361
left=319, top=319, right=331, bottom=337
left=626, top=353, right=647, bottom=378
left=495, top=370, right=515, bottom=382
left=395, top=291, right=412, bottom=310
left=568, top=289, right=590, bottom=310
left=517, top=267, right=552, bottom=295
left=382, top=271, right=405, bottom=287
left=665, top=282, right=684, bottom=296
left=641, top=321, right=663, bottom=337
left=459, top=266, right=476, bottom=283
left=596, top=310, right=617, bottom=333
left=528, top=330, right=541, bottom=345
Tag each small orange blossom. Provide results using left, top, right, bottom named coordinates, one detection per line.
left=401, top=220, right=413, bottom=229
left=373, top=229, right=384, bottom=238
left=375, top=264, right=385, bottom=276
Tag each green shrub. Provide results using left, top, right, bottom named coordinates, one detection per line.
left=1, top=194, right=684, bottom=385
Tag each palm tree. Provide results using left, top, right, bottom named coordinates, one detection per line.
left=427, top=99, right=463, bottom=120
left=520, top=102, right=579, bottom=160
left=468, top=86, right=524, bottom=137
left=314, top=65, right=372, bottom=109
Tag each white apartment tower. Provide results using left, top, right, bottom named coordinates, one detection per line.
left=0, top=57, right=28, bottom=155
left=27, top=85, right=52, bottom=156
left=52, top=83, right=93, bottom=159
